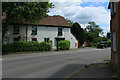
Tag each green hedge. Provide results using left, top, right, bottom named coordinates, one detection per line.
left=2, top=41, right=52, bottom=54
left=58, top=40, right=70, bottom=50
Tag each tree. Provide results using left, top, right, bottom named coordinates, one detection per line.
left=53, top=15, right=62, bottom=17
left=84, top=32, right=96, bottom=43
left=66, top=19, right=74, bottom=26
left=85, top=22, right=103, bottom=43
left=71, top=22, right=84, bottom=47
left=107, top=32, right=111, bottom=39
left=2, top=2, right=53, bottom=38
left=86, top=22, right=103, bottom=37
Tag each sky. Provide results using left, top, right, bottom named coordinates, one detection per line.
left=48, top=0, right=110, bottom=36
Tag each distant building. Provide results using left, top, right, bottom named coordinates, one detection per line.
left=3, top=16, right=78, bottom=49
left=108, top=1, right=120, bottom=77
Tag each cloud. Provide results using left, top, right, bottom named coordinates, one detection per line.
left=101, top=26, right=110, bottom=35
left=49, top=2, right=110, bottom=24
left=48, top=1, right=110, bottom=35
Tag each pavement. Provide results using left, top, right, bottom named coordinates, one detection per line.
left=68, top=56, right=114, bottom=80
left=2, top=47, right=111, bottom=78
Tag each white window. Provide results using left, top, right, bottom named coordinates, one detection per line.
left=44, top=38, right=50, bottom=43
left=113, top=31, right=116, bottom=51
left=58, top=28, right=63, bottom=36
left=13, top=38, right=19, bottom=42
left=114, top=3, right=116, bottom=13
left=4, top=37, right=9, bottom=44
left=13, top=26, right=19, bottom=34
left=32, top=38, right=37, bottom=42
left=31, top=26, right=37, bottom=35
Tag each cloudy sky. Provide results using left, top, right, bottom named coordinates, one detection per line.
left=48, top=0, right=110, bottom=36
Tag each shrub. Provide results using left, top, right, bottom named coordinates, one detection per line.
left=58, top=40, right=70, bottom=50
left=107, top=39, right=111, bottom=47
left=2, top=41, right=52, bottom=54
left=39, top=42, right=52, bottom=51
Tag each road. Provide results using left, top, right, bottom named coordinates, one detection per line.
left=2, top=48, right=111, bottom=78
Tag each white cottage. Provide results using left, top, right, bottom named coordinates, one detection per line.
left=3, top=16, right=78, bottom=49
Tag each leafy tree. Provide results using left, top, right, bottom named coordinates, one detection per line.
left=2, top=2, right=53, bottom=38
left=53, top=15, right=62, bottom=17
left=66, top=19, right=74, bottom=26
left=84, top=32, right=96, bottom=43
left=85, top=22, right=103, bottom=43
left=107, top=32, right=111, bottom=39
left=102, top=36, right=108, bottom=41
left=71, top=22, right=84, bottom=46
left=86, top=22, right=103, bottom=37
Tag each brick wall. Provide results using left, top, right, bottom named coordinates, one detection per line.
left=110, top=2, right=120, bottom=77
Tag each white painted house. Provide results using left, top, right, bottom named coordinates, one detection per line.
left=3, top=16, right=78, bottom=49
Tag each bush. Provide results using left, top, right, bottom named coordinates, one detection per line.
left=58, top=40, right=70, bottom=50
left=2, top=41, right=52, bottom=54
left=107, top=39, right=111, bottom=47
left=39, top=42, right=52, bottom=51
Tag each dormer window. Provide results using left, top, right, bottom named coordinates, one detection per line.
left=13, top=26, right=19, bottom=34
left=58, top=28, right=63, bottom=36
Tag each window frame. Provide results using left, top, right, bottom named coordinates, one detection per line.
left=113, top=31, right=116, bottom=52
left=4, top=37, right=9, bottom=44
left=58, top=28, right=63, bottom=36
left=44, top=38, right=50, bottom=43
left=32, top=38, right=37, bottom=42
left=111, top=2, right=116, bottom=16
left=31, top=26, right=37, bottom=35
left=13, top=25, right=19, bottom=34
left=13, top=38, right=19, bottom=42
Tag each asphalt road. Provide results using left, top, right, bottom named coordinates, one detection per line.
left=2, top=48, right=111, bottom=78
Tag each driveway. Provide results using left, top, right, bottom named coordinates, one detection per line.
left=2, top=47, right=111, bottom=78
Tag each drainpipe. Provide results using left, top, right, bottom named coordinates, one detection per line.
left=118, top=2, right=120, bottom=77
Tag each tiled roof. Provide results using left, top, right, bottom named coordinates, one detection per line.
left=37, top=16, right=70, bottom=27
left=2, top=15, right=71, bottom=28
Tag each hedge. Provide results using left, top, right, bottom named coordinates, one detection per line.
left=2, top=41, right=52, bottom=54
left=58, top=40, right=70, bottom=50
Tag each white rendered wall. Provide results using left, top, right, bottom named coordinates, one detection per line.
left=4, top=25, right=78, bottom=49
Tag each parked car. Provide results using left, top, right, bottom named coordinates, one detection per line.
left=97, top=41, right=107, bottom=49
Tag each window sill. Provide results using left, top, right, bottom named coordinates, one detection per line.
left=58, top=34, right=63, bottom=36
left=31, top=33, right=37, bottom=35
left=13, top=33, right=19, bottom=34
